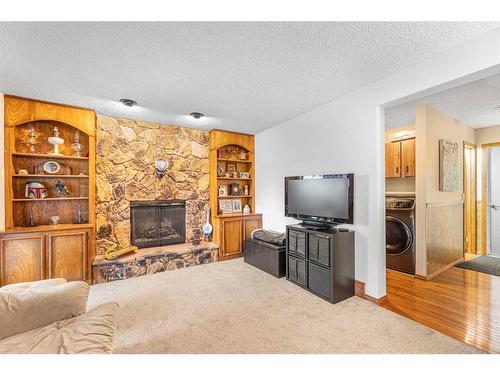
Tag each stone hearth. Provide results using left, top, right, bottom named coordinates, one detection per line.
left=92, top=242, right=219, bottom=284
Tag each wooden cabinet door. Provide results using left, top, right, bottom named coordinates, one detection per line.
left=385, top=142, right=401, bottom=178
left=243, top=216, right=262, bottom=241
left=401, top=138, right=416, bottom=177
left=0, top=234, right=45, bottom=286
left=221, top=218, right=243, bottom=258
left=46, top=230, right=88, bottom=281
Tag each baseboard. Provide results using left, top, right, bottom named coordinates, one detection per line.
left=418, top=257, right=464, bottom=281
left=354, top=280, right=387, bottom=305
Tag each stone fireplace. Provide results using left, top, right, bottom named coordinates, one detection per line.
left=95, top=115, right=210, bottom=256
left=130, top=200, right=186, bottom=249
left=92, top=116, right=218, bottom=284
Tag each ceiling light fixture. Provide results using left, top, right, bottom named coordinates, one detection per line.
left=190, top=112, right=204, bottom=119
left=494, top=105, right=500, bottom=112
left=119, top=98, right=137, bottom=107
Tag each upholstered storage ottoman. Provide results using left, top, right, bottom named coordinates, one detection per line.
left=244, top=238, right=286, bottom=278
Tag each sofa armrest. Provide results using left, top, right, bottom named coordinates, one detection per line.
left=0, top=280, right=90, bottom=340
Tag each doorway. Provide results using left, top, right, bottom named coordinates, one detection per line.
left=487, top=144, right=500, bottom=257
left=463, top=142, right=477, bottom=255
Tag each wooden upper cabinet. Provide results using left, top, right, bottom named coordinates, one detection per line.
left=385, top=138, right=415, bottom=178
left=385, top=142, right=401, bottom=178
left=401, top=138, right=415, bottom=177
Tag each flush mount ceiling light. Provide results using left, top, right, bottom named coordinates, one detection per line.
left=494, top=105, right=500, bottom=112
left=190, top=112, right=204, bottom=119
left=119, top=98, right=137, bottom=107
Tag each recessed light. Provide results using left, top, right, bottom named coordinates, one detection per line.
left=494, top=105, right=500, bottom=112
left=190, top=112, right=204, bottom=119
left=120, top=98, right=137, bottom=107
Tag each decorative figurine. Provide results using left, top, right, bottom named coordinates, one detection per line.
left=18, top=169, right=29, bottom=175
left=71, top=130, right=83, bottom=156
left=26, top=124, right=38, bottom=153
left=54, top=180, right=70, bottom=196
left=25, top=182, right=47, bottom=199
left=244, top=184, right=249, bottom=195
left=48, top=126, right=64, bottom=155
left=243, top=204, right=251, bottom=214
left=217, top=165, right=225, bottom=177
left=50, top=216, right=60, bottom=225
left=202, top=207, right=213, bottom=240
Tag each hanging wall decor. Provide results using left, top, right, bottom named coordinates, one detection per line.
left=439, top=139, right=459, bottom=192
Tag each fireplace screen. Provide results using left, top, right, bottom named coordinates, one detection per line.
left=130, top=200, right=186, bottom=248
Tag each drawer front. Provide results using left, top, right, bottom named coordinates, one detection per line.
left=308, top=262, right=331, bottom=299
left=308, top=233, right=330, bottom=267
left=288, top=255, right=306, bottom=285
left=288, top=230, right=306, bottom=257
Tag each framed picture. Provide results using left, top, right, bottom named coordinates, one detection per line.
left=232, top=199, right=242, bottom=213
left=219, top=199, right=233, bottom=214
left=218, top=185, right=228, bottom=196
left=226, top=163, right=237, bottom=173
left=439, top=139, right=459, bottom=192
left=43, top=160, right=61, bottom=174
left=239, top=172, right=250, bottom=179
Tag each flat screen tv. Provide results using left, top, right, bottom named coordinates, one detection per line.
left=285, top=174, right=354, bottom=227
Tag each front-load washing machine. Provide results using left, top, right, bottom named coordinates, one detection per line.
left=386, top=195, right=416, bottom=275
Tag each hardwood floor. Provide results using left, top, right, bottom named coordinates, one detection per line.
left=381, top=266, right=500, bottom=353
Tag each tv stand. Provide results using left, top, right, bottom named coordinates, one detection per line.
left=300, top=220, right=336, bottom=230
left=286, top=224, right=354, bottom=304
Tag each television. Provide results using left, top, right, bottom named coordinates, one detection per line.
left=284, top=174, right=354, bottom=227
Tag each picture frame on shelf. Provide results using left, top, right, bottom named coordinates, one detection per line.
left=232, top=199, right=242, bottom=213
left=226, top=163, right=237, bottom=173
left=219, top=199, right=233, bottom=214
left=43, top=160, right=61, bottom=174
left=239, top=172, right=250, bottom=179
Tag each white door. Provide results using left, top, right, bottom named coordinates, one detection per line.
left=489, top=146, right=500, bottom=257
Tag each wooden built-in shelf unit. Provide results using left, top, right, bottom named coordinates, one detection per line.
left=209, top=129, right=262, bottom=260
left=1, top=96, right=96, bottom=286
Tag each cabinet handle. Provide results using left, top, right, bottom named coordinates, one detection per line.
left=395, top=166, right=399, bottom=174
left=406, top=166, right=409, bottom=174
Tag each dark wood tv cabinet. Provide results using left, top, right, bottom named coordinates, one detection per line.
left=286, top=224, right=355, bottom=304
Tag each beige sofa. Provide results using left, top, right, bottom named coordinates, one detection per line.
left=0, top=278, right=118, bottom=354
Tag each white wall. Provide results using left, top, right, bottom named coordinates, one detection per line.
left=0, top=93, right=4, bottom=231
left=255, top=28, right=500, bottom=298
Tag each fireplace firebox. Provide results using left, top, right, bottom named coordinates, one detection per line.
left=130, top=200, right=186, bottom=249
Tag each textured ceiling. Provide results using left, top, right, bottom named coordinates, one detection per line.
left=1, top=22, right=499, bottom=133
left=385, top=73, right=500, bottom=129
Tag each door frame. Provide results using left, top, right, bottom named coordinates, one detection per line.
left=481, top=142, right=500, bottom=256
left=463, top=141, right=477, bottom=255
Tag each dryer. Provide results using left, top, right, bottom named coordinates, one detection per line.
left=386, top=196, right=416, bottom=275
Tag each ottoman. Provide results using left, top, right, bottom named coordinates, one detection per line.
left=244, top=237, right=286, bottom=278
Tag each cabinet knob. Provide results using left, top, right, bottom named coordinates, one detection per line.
left=406, top=166, right=409, bottom=173
left=395, top=167, right=399, bottom=174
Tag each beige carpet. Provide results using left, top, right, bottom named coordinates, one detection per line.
left=88, top=258, right=479, bottom=354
